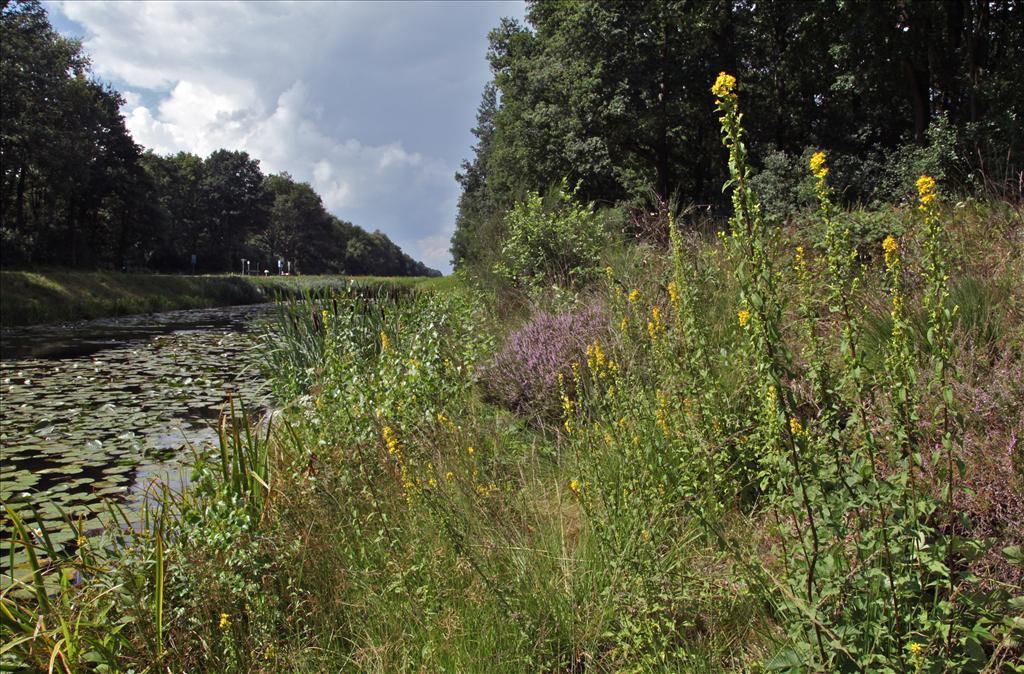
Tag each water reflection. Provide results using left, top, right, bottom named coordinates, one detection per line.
left=0, top=304, right=274, bottom=564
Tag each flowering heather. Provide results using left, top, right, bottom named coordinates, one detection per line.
left=480, top=304, right=610, bottom=421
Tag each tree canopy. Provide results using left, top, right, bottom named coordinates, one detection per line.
left=0, top=0, right=438, bottom=276
left=452, top=0, right=1023, bottom=269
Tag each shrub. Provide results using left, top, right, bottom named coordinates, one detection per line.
left=480, top=304, right=609, bottom=422
left=749, top=145, right=816, bottom=223
left=493, top=180, right=607, bottom=292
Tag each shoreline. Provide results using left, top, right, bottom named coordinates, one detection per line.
left=0, top=270, right=439, bottom=327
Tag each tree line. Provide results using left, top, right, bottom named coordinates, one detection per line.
left=0, top=0, right=438, bottom=276
left=452, top=0, right=1023, bottom=270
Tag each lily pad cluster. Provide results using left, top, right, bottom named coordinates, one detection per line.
left=1, top=304, right=273, bottom=577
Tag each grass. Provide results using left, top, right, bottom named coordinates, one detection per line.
left=0, top=269, right=443, bottom=326
left=3, top=197, right=1021, bottom=671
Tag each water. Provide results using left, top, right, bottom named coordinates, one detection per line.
left=0, top=303, right=275, bottom=560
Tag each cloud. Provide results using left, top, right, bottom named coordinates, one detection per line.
left=50, top=0, right=525, bottom=272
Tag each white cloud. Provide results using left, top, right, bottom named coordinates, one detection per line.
left=50, top=0, right=525, bottom=272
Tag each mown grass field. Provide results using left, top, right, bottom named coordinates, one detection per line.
left=0, top=270, right=446, bottom=326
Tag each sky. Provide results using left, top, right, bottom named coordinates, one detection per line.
left=46, top=0, right=526, bottom=273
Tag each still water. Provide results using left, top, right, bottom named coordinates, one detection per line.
left=0, top=304, right=275, bottom=555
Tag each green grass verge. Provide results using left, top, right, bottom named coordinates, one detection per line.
left=0, top=270, right=443, bottom=327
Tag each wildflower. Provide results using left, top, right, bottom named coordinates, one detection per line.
left=789, top=417, right=804, bottom=436
left=711, top=71, right=737, bottom=99
left=908, top=642, right=922, bottom=656
left=620, top=316, right=629, bottom=332
left=569, top=479, right=580, bottom=494
left=219, top=613, right=231, bottom=631
left=445, top=471, right=454, bottom=482
left=737, top=309, right=751, bottom=327
left=382, top=426, right=400, bottom=456
left=809, top=151, right=829, bottom=179
left=917, top=175, right=937, bottom=206
left=321, top=309, right=329, bottom=320
left=628, top=288, right=640, bottom=303
left=379, top=330, right=391, bottom=353
left=647, top=306, right=664, bottom=340
left=667, top=280, right=679, bottom=305
left=467, top=446, right=475, bottom=456
left=265, top=643, right=277, bottom=659
left=882, top=235, right=898, bottom=266
left=641, top=529, right=650, bottom=542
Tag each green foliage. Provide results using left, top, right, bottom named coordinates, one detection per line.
left=452, top=0, right=1023, bottom=268
left=0, top=2, right=435, bottom=276
left=494, top=180, right=607, bottom=292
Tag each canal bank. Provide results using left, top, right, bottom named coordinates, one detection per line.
left=0, top=270, right=438, bottom=327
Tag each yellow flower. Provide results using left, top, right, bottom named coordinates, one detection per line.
left=647, top=306, right=664, bottom=340
left=809, top=151, right=829, bottom=179
left=321, top=309, right=329, bottom=320
left=467, top=446, right=475, bottom=456
left=628, top=288, right=640, bottom=303
left=219, top=613, right=231, bottom=630
left=711, top=71, right=737, bottom=99
left=569, top=479, right=580, bottom=494
left=667, top=280, right=679, bottom=305
left=908, top=642, right=923, bottom=656
left=445, top=471, right=454, bottom=482
left=789, top=417, right=803, bottom=436
left=379, top=330, right=391, bottom=353
left=738, top=309, right=751, bottom=327
left=917, top=175, right=937, bottom=206
left=882, top=234, right=898, bottom=266
left=383, top=425, right=400, bottom=456
left=620, top=316, right=629, bottom=332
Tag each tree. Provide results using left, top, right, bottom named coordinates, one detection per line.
left=201, top=149, right=268, bottom=272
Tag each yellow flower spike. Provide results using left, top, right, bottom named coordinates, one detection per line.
left=647, top=306, right=664, bottom=340
left=667, top=280, right=679, bottom=305
left=379, top=330, right=390, bottom=353
left=382, top=426, right=400, bottom=456
left=738, top=309, right=751, bottom=327
left=908, top=642, right=923, bottom=656
left=467, top=446, right=475, bottom=456
left=809, top=151, right=829, bottom=179
left=628, top=288, right=640, bottom=303
left=219, top=613, right=231, bottom=631
left=917, top=175, right=937, bottom=206
left=620, top=316, right=630, bottom=332
left=711, top=71, right=737, bottom=99
left=882, top=235, right=898, bottom=267
left=789, top=417, right=804, bottom=436
left=321, top=309, right=329, bottom=320
left=569, top=479, right=580, bottom=495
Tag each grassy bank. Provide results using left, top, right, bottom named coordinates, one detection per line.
left=4, top=88, right=1022, bottom=671
left=0, top=270, right=445, bottom=327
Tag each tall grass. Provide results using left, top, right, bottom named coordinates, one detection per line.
left=2, top=75, right=1021, bottom=673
